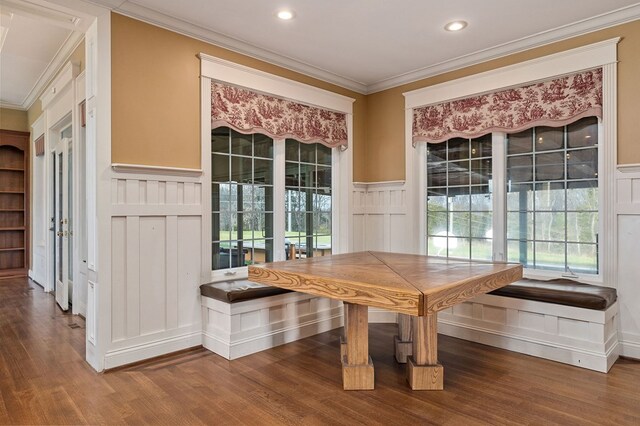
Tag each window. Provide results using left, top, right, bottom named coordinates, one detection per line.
left=211, top=128, right=333, bottom=272
left=506, top=117, right=599, bottom=274
left=425, top=117, right=600, bottom=276
left=426, top=135, right=493, bottom=260
left=211, top=127, right=274, bottom=270
left=285, top=139, right=332, bottom=259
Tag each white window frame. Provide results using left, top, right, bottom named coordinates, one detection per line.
left=200, top=55, right=354, bottom=282
left=405, top=38, right=619, bottom=286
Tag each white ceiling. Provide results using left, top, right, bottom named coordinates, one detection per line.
left=98, top=0, right=640, bottom=93
left=1, top=0, right=640, bottom=110
left=0, top=12, right=72, bottom=106
left=0, top=0, right=91, bottom=110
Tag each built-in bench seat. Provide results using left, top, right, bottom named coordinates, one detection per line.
left=490, top=278, right=617, bottom=310
left=200, top=280, right=291, bottom=303
left=200, top=279, right=344, bottom=360
left=200, top=277, right=619, bottom=372
left=438, top=278, right=619, bottom=372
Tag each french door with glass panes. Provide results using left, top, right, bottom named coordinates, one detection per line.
left=54, top=138, right=73, bottom=311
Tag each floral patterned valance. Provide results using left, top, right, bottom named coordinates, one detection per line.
left=412, top=68, right=603, bottom=144
left=211, top=82, right=348, bottom=148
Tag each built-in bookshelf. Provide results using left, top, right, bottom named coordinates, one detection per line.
left=0, top=130, right=29, bottom=278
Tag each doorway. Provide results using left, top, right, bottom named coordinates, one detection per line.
left=52, top=127, right=73, bottom=311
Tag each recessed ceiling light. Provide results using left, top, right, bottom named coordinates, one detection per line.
left=277, top=10, right=295, bottom=20
left=444, top=20, right=468, bottom=32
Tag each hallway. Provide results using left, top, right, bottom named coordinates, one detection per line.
left=1, top=277, right=639, bottom=425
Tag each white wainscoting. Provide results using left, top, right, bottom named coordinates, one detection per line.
left=616, top=165, right=640, bottom=360
left=352, top=182, right=409, bottom=253
left=105, top=170, right=204, bottom=369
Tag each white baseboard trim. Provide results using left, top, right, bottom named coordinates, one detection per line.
left=620, top=339, right=640, bottom=360
left=438, top=320, right=619, bottom=373
left=28, top=269, right=44, bottom=287
left=104, top=331, right=202, bottom=370
left=369, top=307, right=397, bottom=323
left=72, top=300, right=87, bottom=317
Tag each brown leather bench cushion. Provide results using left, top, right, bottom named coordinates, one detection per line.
left=200, top=280, right=291, bottom=303
left=490, top=278, right=617, bottom=310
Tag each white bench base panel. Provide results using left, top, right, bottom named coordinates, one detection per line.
left=438, top=293, right=619, bottom=373
left=201, top=292, right=618, bottom=372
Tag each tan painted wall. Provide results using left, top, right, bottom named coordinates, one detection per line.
left=27, top=39, right=86, bottom=129
left=0, top=108, right=29, bottom=132
left=111, top=14, right=368, bottom=179
left=366, top=19, right=640, bottom=181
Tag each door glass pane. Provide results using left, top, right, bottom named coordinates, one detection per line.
left=68, top=145, right=73, bottom=281
left=57, top=152, right=63, bottom=282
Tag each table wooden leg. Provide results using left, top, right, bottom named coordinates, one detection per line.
left=340, top=302, right=348, bottom=360
left=394, top=313, right=413, bottom=363
left=406, top=313, right=444, bottom=390
left=341, top=302, right=374, bottom=390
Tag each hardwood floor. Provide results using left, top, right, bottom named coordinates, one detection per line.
left=1, top=276, right=639, bottom=425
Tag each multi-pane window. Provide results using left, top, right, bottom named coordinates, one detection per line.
left=426, top=135, right=493, bottom=260
left=211, top=127, right=274, bottom=270
left=425, top=116, right=600, bottom=277
left=285, top=139, right=332, bottom=259
left=507, top=117, right=599, bottom=274
left=211, top=129, right=334, bottom=272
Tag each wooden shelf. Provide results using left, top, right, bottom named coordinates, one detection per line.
left=0, top=130, right=29, bottom=276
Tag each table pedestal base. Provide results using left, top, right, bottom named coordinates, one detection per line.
left=342, top=356, right=374, bottom=390
left=394, top=313, right=413, bottom=363
left=341, top=302, right=374, bottom=390
left=394, top=336, right=413, bottom=364
left=406, top=357, right=443, bottom=390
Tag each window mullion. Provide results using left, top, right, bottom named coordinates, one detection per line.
left=492, top=132, right=507, bottom=262
left=273, top=139, right=286, bottom=262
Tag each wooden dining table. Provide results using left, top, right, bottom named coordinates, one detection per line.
left=248, top=251, right=523, bottom=390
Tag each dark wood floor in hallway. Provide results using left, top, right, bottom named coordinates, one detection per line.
left=1, top=277, right=639, bottom=425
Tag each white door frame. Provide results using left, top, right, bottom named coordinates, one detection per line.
left=53, top=137, right=70, bottom=311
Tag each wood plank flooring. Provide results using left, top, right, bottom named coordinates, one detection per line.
left=1, top=277, right=639, bottom=425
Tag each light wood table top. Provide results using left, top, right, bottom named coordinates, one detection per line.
left=249, top=251, right=523, bottom=316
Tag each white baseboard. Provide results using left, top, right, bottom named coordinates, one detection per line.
left=368, top=307, right=397, bottom=323
left=620, top=334, right=640, bottom=360
left=104, top=331, right=202, bottom=370
left=73, top=300, right=87, bottom=317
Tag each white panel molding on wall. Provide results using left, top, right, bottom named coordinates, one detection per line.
left=105, top=168, right=204, bottom=369
left=352, top=182, right=411, bottom=254
left=615, top=165, right=640, bottom=360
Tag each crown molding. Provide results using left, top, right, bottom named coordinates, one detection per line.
left=105, top=1, right=369, bottom=94
left=368, top=3, right=640, bottom=93
left=23, top=30, right=84, bottom=110
left=85, top=1, right=640, bottom=95
left=0, top=101, right=26, bottom=110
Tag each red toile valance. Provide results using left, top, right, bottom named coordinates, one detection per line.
left=412, top=68, right=603, bottom=144
left=211, top=82, right=348, bottom=148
